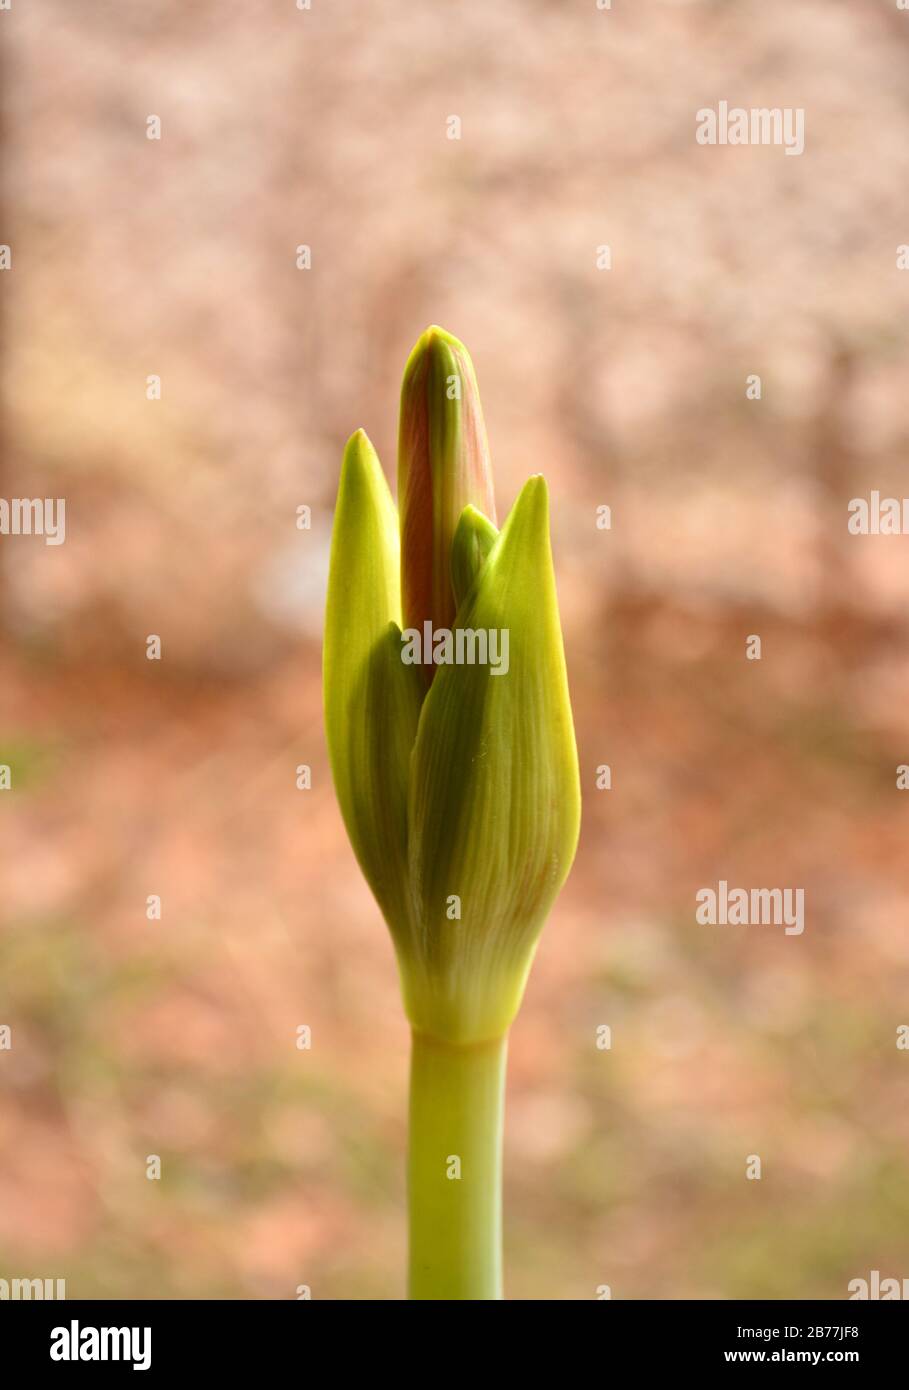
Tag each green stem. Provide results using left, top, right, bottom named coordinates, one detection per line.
left=408, top=1028, right=507, bottom=1300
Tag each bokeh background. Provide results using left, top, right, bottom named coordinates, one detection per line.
left=2, top=0, right=909, bottom=1299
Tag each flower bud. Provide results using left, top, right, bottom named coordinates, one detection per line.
left=398, top=327, right=497, bottom=643
left=325, top=334, right=580, bottom=1047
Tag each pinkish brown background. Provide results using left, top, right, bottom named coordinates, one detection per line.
left=2, top=0, right=908, bottom=1298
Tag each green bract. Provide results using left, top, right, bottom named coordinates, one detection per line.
left=324, top=328, right=581, bottom=1045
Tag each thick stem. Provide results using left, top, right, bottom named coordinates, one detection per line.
left=407, top=1028, right=507, bottom=1300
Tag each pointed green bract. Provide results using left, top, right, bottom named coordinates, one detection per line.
left=404, top=476, right=581, bottom=1043
left=450, top=504, right=498, bottom=611
left=323, top=430, right=424, bottom=939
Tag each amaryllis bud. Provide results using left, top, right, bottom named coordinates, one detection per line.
left=398, top=327, right=497, bottom=643
left=324, top=328, right=580, bottom=1300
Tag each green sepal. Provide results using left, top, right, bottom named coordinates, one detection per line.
left=404, top=476, right=581, bottom=1043
left=323, top=430, right=424, bottom=938
left=450, top=504, right=498, bottom=611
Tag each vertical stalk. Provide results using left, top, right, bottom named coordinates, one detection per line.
left=408, top=1029, right=507, bottom=1300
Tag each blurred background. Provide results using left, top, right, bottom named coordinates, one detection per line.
left=2, top=0, right=909, bottom=1299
